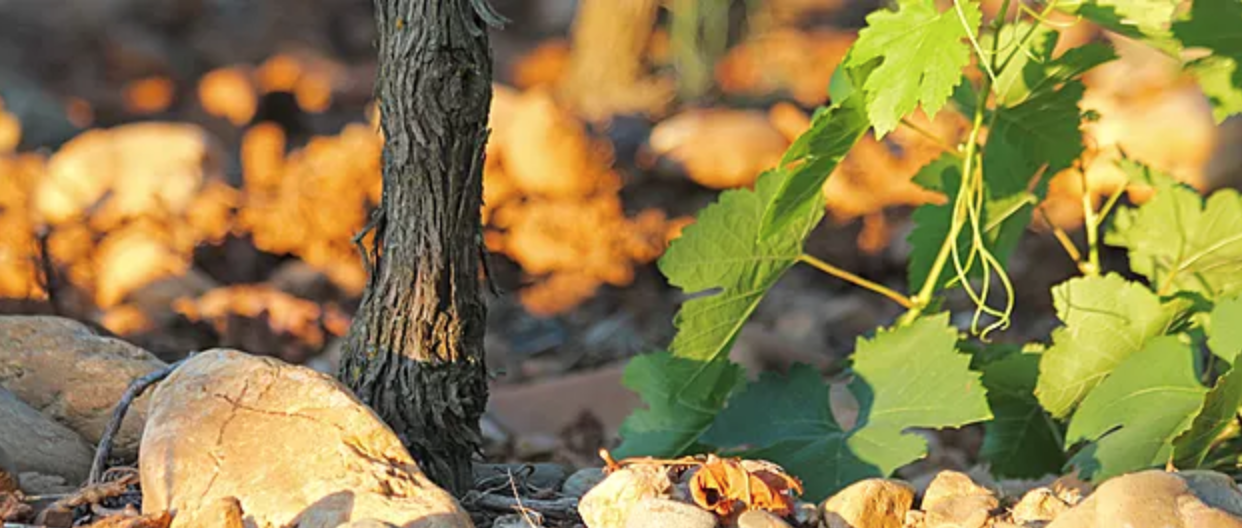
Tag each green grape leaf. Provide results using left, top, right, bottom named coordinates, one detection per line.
left=1209, top=295, right=1242, bottom=363
left=615, top=352, right=745, bottom=458
left=1174, top=294, right=1242, bottom=466
left=1174, top=0, right=1242, bottom=122
left=1060, top=0, right=1181, bottom=52
left=1105, top=162, right=1242, bottom=300
left=992, top=24, right=1116, bottom=106
left=659, top=168, right=823, bottom=363
left=760, top=94, right=870, bottom=241
left=980, top=352, right=1067, bottom=478
left=616, top=166, right=826, bottom=456
left=846, top=0, right=980, bottom=137
left=1186, top=56, right=1242, bottom=124
left=703, top=314, right=991, bottom=500
left=1066, top=336, right=1206, bottom=480
left=985, top=80, right=1086, bottom=197
left=1036, top=274, right=1182, bottom=418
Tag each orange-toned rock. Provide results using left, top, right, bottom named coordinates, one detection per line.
left=716, top=29, right=855, bottom=106
left=497, top=89, right=619, bottom=197
left=920, top=471, right=998, bottom=528
left=820, top=479, right=914, bottom=528
left=1046, top=470, right=1242, bottom=528
left=36, top=122, right=224, bottom=229
left=648, top=108, right=789, bottom=189
left=139, top=350, right=470, bottom=528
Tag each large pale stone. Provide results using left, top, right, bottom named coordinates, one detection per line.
left=0, top=386, right=93, bottom=484
left=0, top=316, right=166, bottom=459
left=139, top=349, right=471, bottom=528
left=578, top=464, right=676, bottom=528
left=820, top=479, right=914, bottom=528
left=1047, top=470, right=1242, bottom=528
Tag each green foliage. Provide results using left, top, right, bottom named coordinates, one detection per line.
left=978, top=350, right=1066, bottom=478
left=615, top=352, right=745, bottom=457
left=991, top=25, right=1116, bottom=106
left=845, top=0, right=981, bottom=136
left=1174, top=0, right=1242, bottom=122
left=1208, top=295, right=1242, bottom=363
left=619, top=0, right=1242, bottom=497
left=1186, top=56, right=1242, bottom=123
left=1035, top=274, right=1181, bottom=418
left=1060, top=0, right=1181, bottom=50
left=616, top=93, right=870, bottom=458
left=1105, top=164, right=1242, bottom=300
left=760, top=94, right=870, bottom=240
left=1065, top=336, right=1206, bottom=479
left=1174, top=295, right=1242, bottom=466
left=703, top=315, right=990, bottom=500
left=907, top=155, right=967, bottom=291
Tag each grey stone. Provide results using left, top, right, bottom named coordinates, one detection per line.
left=563, top=467, right=606, bottom=498
left=0, top=387, right=93, bottom=485
left=0, top=316, right=166, bottom=460
left=1180, top=470, right=1242, bottom=518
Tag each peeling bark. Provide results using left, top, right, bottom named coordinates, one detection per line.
left=338, top=0, right=498, bottom=496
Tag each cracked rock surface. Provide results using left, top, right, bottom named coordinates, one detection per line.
left=139, top=349, right=472, bottom=528
left=0, top=316, right=166, bottom=460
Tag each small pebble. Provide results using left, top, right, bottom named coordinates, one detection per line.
left=737, top=510, right=794, bottom=528
left=563, top=467, right=607, bottom=498
left=623, top=498, right=718, bottom=528
left=791, top=501, right=820, bottom=526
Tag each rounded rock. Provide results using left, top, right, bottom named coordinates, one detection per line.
left=737, top=510, right=794, bottom=528
left=0, top=387, right=93, bottom=484
left=140, top=349, right=471, bottom=528
left=820, top=478, right=914, bottom=528
left=0, top=316, right=166, bottom=460
left=563, top=467, right=606, bottom=498
left=623, top=498, right=717, bottom=528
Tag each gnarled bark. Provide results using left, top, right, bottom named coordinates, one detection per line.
left=338, top=0, right=501, bottom=496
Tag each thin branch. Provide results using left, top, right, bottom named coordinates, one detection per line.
left=89, top=357, right=190, bottom=484
left=462, top=492, right=580, bottom=520
left=900, top=118, right=963, bottom=159
left=1037, top=205, right=1082, bottom=264
left=797, top=254, right=914, bottom=309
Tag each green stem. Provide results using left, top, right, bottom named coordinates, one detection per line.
left=798, top=254, right=915, bottom=309
left=997, top=0, right=1060, bottom=75
left=954, top=0, right=998, bottom=84
left=1038, top=205, right=1083, bottom=264
left=1080, top=169, right=1101, bottom=276
left=900, top=118, right=964, bottom=159
left=905, top=76, right=990, bottom=320
left=1094, top=185, right=1126, bottom=231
